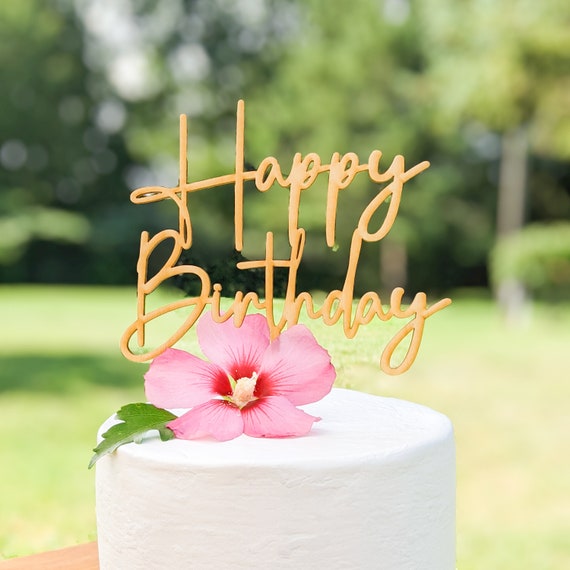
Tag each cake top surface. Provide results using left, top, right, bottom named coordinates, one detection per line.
left=99, top=389, right=452, bottom=468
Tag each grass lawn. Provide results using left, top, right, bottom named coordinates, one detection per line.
left=0, top=285, right=569, bottom=568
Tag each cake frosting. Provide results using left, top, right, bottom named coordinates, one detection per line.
left=96, top=388, right=455, bottom=569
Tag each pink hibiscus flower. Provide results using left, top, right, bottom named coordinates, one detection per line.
left=144, top=313, right=336, bottom=441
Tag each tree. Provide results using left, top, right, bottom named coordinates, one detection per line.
left=243, top=0, right=497, bottom=294
left=0, top=0, right=144, bottom=283
left=416, top=0, right=570, bottom=306
left=73, top=0, right=300, bottom=281
left=0, top=0, right=299, bottom=284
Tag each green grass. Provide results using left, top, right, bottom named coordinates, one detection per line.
left=1, top=285, right=569, bottom=568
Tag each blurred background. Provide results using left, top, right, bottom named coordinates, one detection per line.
left=2, top=0, right=570, bottom=298
left=0, top=0, right=569, bottom=567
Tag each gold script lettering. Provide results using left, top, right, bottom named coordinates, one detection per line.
left=120, top=100, right=451, bottom=374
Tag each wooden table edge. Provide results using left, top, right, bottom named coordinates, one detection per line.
left=0, top=542, right=99, bottom=569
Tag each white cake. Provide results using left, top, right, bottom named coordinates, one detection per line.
left=95, top=388, right=455, bottom=569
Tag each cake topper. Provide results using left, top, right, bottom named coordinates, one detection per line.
left=120, top=100, right=450, bottom=374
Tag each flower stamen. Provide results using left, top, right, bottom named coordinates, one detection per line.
left=231, top=372, right=258, bottom=408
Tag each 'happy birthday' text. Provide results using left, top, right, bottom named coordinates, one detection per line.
left=120, top=101, right=451, bottom=374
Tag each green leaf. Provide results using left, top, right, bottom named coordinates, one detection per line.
left=88, top=403, right=178, bottom=469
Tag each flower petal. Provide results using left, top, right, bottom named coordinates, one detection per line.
left=167, top=400, right=244, bottom=441
left=242, top=396, right=319, bottom=438
left=144, top=348, right=231, bottom=408
left=256, top=325, right=335, bottom=405
left=197, top=312, right=270, bottom=379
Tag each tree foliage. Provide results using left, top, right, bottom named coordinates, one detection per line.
left=418, top=0, right=570, bottom=157
left=1, top=0, right=568, bottom=294
left=0, top=0, right=140, bottom=283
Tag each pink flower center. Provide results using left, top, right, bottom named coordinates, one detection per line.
left=231, top=372, right=258, bottom=408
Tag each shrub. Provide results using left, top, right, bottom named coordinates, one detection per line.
left=489, top=223, right=570, bottom=300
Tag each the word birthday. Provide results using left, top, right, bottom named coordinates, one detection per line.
left=120, top=100, right=451, bottom=374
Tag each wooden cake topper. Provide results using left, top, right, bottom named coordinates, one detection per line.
left=120, top=100, right=451, bottom=374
